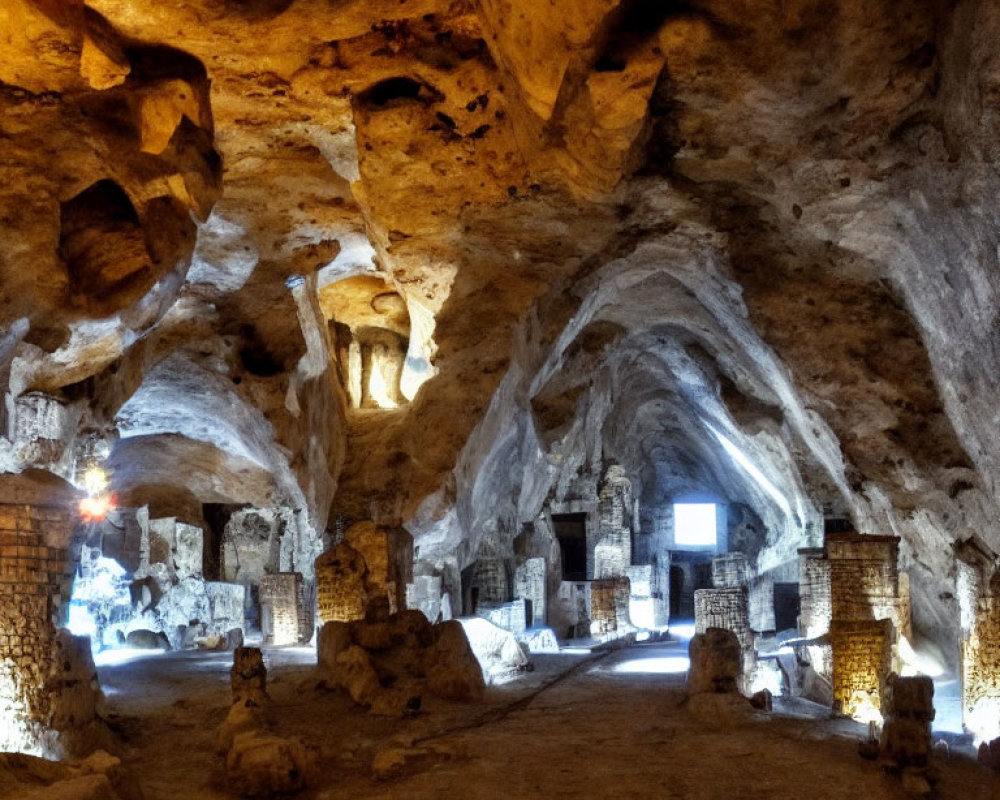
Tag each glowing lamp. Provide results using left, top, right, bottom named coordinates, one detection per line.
left=79, top=493, right=116, bottom=522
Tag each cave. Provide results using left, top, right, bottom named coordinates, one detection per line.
left=2, top=0, right=1000, bottom=798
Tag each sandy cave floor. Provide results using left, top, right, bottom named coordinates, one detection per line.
left=95, top=642, right=998, bottom=800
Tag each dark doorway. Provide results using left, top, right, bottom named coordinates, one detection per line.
left=669, top=565, right=684, bottom=617
left=773, top=582, right=801, bottom=632
left=552, top=512, right=587, bottom=581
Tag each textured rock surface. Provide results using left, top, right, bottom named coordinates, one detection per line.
left=3, top=0, right=1000, bottom=749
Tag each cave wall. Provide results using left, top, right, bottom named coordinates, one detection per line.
left=0, top=0, right=1000, bottom=735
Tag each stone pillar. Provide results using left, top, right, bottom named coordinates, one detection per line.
left=627, top=565, right=654, bottom=629
left=593, top=464, right=632, bottom=579
left=514, top=557, right=546, bottom=627
left=880, top=674, right=934, bottom=783
left=797, top=547, right=830, bottom=638
left=694, top=587, right=755, bottom=693
left=823, top=532, right=907, bottom=719
left=688, top=627, right=742, bottom=694
left=955, top=540, right=1000, bottom=745
left=748, top=574, right=776, bottom=632
left=589, top=576, right=631, bottom=637
left=316, top=545, right=367, bottom=623
left=826, top=532, right=901, bottom=625
left=472, top=557, right=508, bottom=606
left=344, top=521, right=411, bottom=614
left=259, top=572, right=308, bottom=646
left=12, top=392, right=72, bottom=468
left=221, top=509, right=282, bottom=585
left=406, top=574, right=446, bottom=623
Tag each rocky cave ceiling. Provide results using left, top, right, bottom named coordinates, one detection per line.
left=3, top=0, right=1000, bottom=656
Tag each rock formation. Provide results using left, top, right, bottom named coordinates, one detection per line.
left=3, top=0, right=1000, bottom=768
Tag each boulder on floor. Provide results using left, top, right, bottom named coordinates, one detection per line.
left=456, top=617, right=528, bottom=686
left=0, top=750, right=143, bottom=800
left=225, top=731, right=316, bottom=797
left=687, top=627, right=742, bottom=694
left=315, top=610, right=486, bottom=712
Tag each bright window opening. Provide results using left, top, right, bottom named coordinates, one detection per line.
left=674, top=503, right=717, bottom=547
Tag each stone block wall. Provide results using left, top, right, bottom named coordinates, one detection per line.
left=472, top=557, right=508, bottom=605
left=829, top=618, right=893, bottom=719
left=0, top=501, right=76, bottom=752
left=826, top=532, right=900, bottom=624
left=259, top=572, right=309, bottom=646
left=316, top=545, right=367, bottom=623
left=514, top=557, right=546, bottom=627
left=712, top=552, right=748, bottom=588
left=478, top=598, right=528, bottom=635
left=798, top=547, right=830, bottom=638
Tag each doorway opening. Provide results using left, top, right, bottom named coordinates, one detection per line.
left=552, top=512, right=587, bottom=581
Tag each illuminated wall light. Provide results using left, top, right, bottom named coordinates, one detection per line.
left=78, top=493, right=116, bottom=522
left=77, top=465, right=116, bottom=522
left=82, top=466, right=108, bottom=496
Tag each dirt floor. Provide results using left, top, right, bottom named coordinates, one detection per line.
left=93, top=637, right=999, bottom=800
